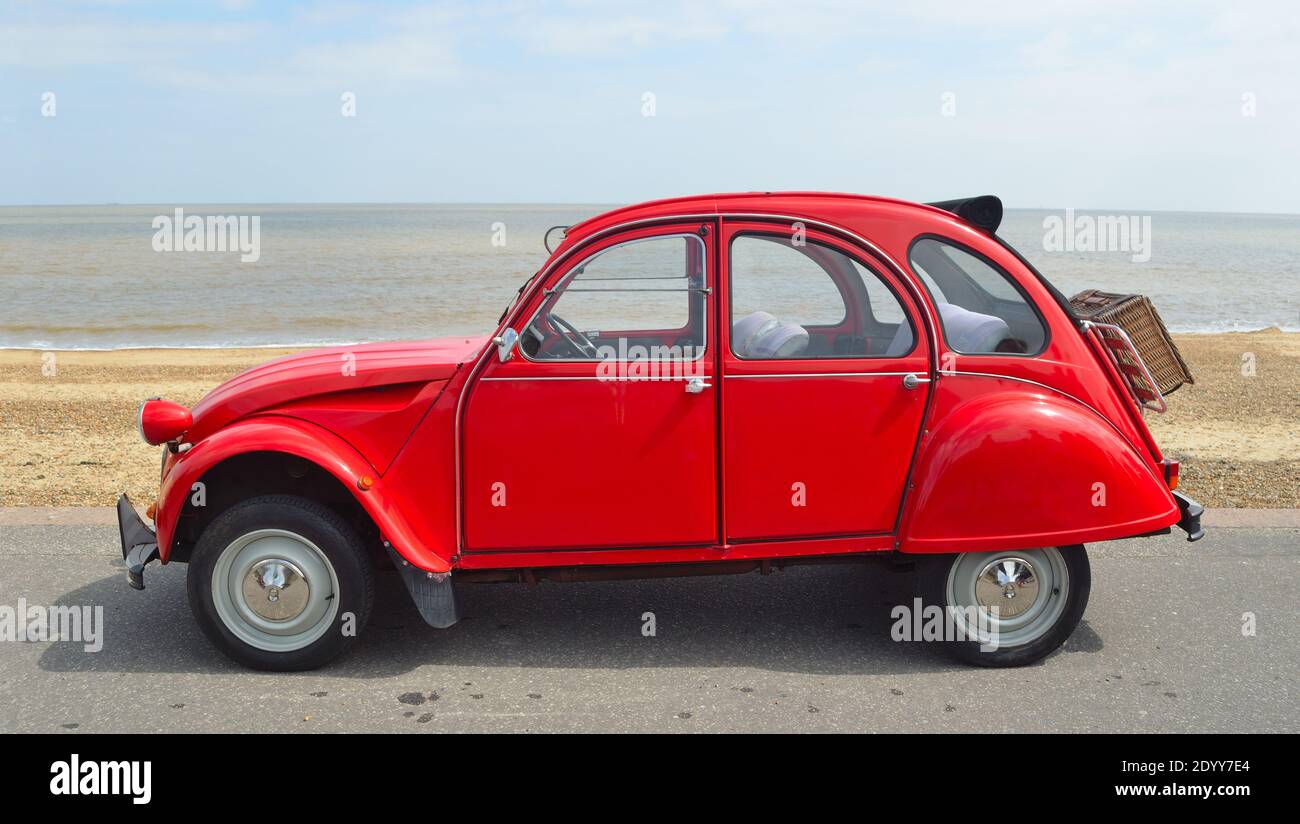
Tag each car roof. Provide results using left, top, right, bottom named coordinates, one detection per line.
left=559, top=191, right=968, bottom=250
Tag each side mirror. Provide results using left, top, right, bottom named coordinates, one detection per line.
left=493, top=327, right=519, bottom=362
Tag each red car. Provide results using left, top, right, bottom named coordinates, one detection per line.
left=120, top=193, right=1203, bottom=670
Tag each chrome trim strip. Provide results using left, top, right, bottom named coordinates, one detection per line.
left=478, top=376, right=695, bottom=382
left=946, top=370, right=1148, bottom=457
left=725, top=371, right=912, bottom=379
left=483, top=370, right=918, bottom=384
left=949, top=370, right=1094, bottom=407
left=1080, top=320, right=1168, bottom=413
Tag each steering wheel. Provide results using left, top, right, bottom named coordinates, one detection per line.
left=547, top=312, right=600, bottom=359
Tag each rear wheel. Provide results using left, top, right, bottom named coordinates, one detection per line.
left=188, top=495, right=373, bottom=671
left=915, top=546, right=1090, bottom=667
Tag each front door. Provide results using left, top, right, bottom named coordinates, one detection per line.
left=462, top=222, right=718, bottom=551
left=720, top=221, right=931, bottom=541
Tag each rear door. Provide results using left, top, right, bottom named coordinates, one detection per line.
left=720, top=221, right=931, bottom=541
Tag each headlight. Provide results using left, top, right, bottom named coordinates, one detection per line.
left=138, top=398, right=192, bottom=446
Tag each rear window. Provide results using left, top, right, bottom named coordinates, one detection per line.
left=908, top=238, right=1047, bottom=355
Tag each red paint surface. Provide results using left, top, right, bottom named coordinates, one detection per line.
left=147, top=193, right=1180, bottom=573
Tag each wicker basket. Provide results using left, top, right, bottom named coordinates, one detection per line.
left=1069, top=290, right=1194, bottom=396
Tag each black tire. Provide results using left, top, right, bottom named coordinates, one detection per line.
left=187, top=495, right=374, bottom=671
left=914, top=545, right=1090, bottom=667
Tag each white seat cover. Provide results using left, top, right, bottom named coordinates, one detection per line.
left=750, top=322, right=810, bottom=358
left=887, top=303, right=1010, bottom=355
left=732, top=311, right=778, bottom=357
left=937, top=302, right=1011, bottom=352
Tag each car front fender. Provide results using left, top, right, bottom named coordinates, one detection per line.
left=899, top=381, right=1179, bottom=553
left=154, top=415, right=451, bottom=572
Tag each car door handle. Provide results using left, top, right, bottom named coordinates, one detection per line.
left=685, top=377, right=712, bottom=394
left=902, top=373, right=931, bottom=390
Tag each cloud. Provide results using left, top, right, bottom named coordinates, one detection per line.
left=291, top=1, right=371, bottom=26
left=3, top=0, right=1298, bottom=210
left=0, top=21, right=262, bottom=67
left=518, top=10, right=729, bottom=56
left=288, top=33, right=460, bottom=83
left=0, top=5, right=462, bottom=94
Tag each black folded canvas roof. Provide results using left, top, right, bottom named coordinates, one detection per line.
left=926, top=195, right=1003, bottom=233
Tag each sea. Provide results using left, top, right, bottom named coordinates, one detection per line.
left=1, top=203, right=1296, bottom=349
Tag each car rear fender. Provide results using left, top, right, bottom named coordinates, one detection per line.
left=899, top=380, right=1179, bottom=553
left=155, top=416, right=451, bottom=572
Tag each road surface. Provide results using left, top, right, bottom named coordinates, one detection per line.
left=0, top=515, right=1295, bottom=732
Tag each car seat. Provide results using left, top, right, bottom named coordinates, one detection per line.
left=884, top=302, right=1010, bottom=355
left=749, top=321, right=810, bottom=358
left=732, top=311, right=777, bottom=356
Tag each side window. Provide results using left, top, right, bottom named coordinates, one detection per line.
left=908, top=237, right=1047, bottom=355
left=523, top=234, right=706, bottom=361
left=729, top=234, right=914, bottom=359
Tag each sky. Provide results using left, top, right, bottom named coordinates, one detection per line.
left=1, top=0, right=1298, bottom=212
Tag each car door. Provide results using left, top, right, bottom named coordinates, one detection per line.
left=721, top=221, right=931, bottom=541
left=462, top=222, right=718, bottom=552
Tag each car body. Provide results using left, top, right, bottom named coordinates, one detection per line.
left=120, top=192, right=1204, bottom=670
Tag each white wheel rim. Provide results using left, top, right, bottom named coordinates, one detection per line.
left=211, top=529, right=340, bottom=653
left=944, top=547, right=1069, bottom=649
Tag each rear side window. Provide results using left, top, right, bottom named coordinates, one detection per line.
left=908, top=238, right=1047, bottom=355
left=729, top=234, right=914, bottom=359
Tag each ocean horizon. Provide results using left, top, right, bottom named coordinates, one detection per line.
left=3, top=203, right=1297, bottom=349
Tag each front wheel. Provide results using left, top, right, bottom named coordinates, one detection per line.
left=188, top=495, right=374, bottom=671
left=915, top=546, right=1090, bottom=667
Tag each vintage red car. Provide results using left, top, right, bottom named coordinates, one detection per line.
left=119, top=193, right=1203, bottom=670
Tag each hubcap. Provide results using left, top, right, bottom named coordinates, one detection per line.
left=945, top=547, right=1069, bottom=649
left=974, top=557, right=1039, bottom=618
left=242, top=559, right=310, bottom=622
left=211, top=529, right=339, bottom=653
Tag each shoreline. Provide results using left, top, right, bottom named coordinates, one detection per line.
left=1, top=330, right=1296, bottom=509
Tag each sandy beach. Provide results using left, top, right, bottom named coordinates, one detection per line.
left=1, top=331, right=1296, bottom=509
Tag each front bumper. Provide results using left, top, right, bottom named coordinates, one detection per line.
left=1173, top=491, right=1205, bottom=542
left=117, top=494, right=160, bottom=590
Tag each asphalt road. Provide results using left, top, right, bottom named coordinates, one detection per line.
left=0, top=520, right=1295, bottom=733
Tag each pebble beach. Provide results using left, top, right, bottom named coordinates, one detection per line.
left=0, top=330, right=1295, bottom=510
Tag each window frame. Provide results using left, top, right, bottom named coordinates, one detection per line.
left=519, top=231, right=709, bottom=364
left=726, top=230, right=918, bottom=361
left=906, top=233, right=1052, bottom=358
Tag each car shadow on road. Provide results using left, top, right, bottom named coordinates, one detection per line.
left=39, top=560, right=1100, bottom=677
